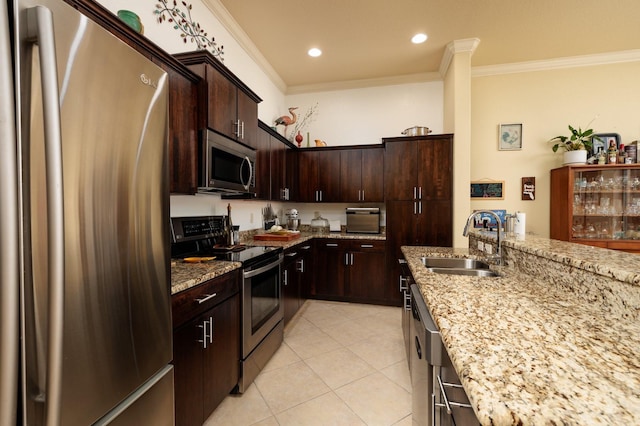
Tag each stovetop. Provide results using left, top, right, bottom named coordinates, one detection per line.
left=171, top=242, right=282, bottom=268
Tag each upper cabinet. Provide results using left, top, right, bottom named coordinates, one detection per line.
left=174, top=51, right=262, bottom=149
left=340, top=146, right=384, bottom=202
left=256, top=121, right=296, bottom=201
left=296, top=149, right=342, bottom=202
left=550, top=164, right=640, bottom=253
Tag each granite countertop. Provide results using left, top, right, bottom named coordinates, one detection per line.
left=171, top=231, right=386, bottom=294
left=402, top=240, right=640, bottom=425
left=170, top=260, right=241, bottom=295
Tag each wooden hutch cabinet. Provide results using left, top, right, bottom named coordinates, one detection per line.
left=550, top=164, right=640, bottom=253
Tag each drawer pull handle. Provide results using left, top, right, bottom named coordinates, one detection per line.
left=195, top=293, right=217, bottom=304
left=326, top=243, right=338, bottom=247
left=361, top=244, right=373, bottom=248
left=286, top=252, right=298, bottom=257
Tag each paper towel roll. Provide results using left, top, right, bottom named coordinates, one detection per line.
left=514, top=212, right=526, bottom=236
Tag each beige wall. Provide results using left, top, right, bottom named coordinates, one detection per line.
left=470, top=61, right=640, bottom=237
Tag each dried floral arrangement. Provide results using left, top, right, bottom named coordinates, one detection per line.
left=154, top=0, right=224, bottom=61
left=289, top=103, right=319, bottom=143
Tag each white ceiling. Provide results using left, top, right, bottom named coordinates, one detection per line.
left=214, top=0, right=640, bottom=92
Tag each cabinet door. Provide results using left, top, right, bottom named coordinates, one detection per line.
left=204, top=293, right=240, bottom=417
left=384, top=140, right=417, bottom=200
left=173, top=317, right=205, bottom=426
left=361, top=148, right=384, bottom=202
left=164, top=66, right=198, bottom=194
left=346, top=245, right=386, bottom=303
left=270, top=136, right=287, bottom=201
left=340, top=149, right=362, bottom=202
left=418, top=200, right=453, bottom=247
left=417, top=137, right=452, bottom=201
left=385, top=201, right=417, bottom=306
left=282, top=254, right=300, bottom=326
left=317, top=150, right=341, bottom=202
left=297, top=151, right=320, bottom=202
left=312, top=240, right=346, bottom=299
left=205, top=65, right=236, bottom=140
left=255, top=127, right=271, bottom=199
left=296, top=244, right=313, bottom=299
left=237, top=90, right=258, bottom=148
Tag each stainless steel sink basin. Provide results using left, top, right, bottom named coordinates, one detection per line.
left=427, top=267, right=500, bottom=277
left=420, top=257, right=490, bottom=270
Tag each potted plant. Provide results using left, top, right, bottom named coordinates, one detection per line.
left=549, top=125, right=599, bottom=165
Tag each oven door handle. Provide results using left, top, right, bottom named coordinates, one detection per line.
left=243, top=256, right=283, bottom=279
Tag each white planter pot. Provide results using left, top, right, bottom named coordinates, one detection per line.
left=563, top=150, right=587, bottom=165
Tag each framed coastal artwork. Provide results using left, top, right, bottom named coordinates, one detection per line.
left=470, top=181, right=504, bottom=200
left=498, top=123, right=522, bottom=151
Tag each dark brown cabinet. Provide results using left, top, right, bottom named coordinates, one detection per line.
left=297, top=150, right=342, bottom=202
left=340, top=147, right=384, bottom=202
left=257, top=121, right=296, bottom=201
left=282, top=243, right=312, bottom=325
left=384, top=135, right=453, bottom=305
left=172, top=270, right=241, bottom=426
left=344, top=240, right=386, bottom=303
left=174, top=51, right=262, bottom=149
left=310, top=239, right=387, bottom=304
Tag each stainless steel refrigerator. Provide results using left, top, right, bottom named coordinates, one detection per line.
left=0, top=0, right=174, bottom=424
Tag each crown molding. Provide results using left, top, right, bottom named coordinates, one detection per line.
left=202, top=0, right=287, bottom=93
left=439, top=38, right=481, bottom=77
left=472, top=49, right=640, bottom=77
left=285, top=72, right=442, bottom=95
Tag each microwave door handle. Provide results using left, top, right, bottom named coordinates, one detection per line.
left=240, top=155, right=252, bottom=190
left=27, top=6, right=66, bottom=425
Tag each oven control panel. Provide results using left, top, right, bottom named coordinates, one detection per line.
left=170, top=216, right=226, bottom=243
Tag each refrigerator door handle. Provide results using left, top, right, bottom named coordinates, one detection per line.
left=26, top=7, right=66, bottom=425
left=0, top=1, right=19, bottom=424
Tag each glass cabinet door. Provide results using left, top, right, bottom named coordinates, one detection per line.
left=572, top=167, right=640, bottom=241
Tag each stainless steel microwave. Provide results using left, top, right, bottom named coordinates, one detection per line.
left=199, top=129, right=256, bottom=197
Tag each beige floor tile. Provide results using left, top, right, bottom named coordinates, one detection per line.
left=380, top=360, right=412, bottom=393
left=392, top=414, right=413, bottom=425
left=317, top=316, right=378, bottom=346
left=204, top=383, right=272, bottom=426
left=275, top=392, right=366, bottom=426
left=304, top=347, right=376, bottom=389
left=347, top=332, right=406, bottom=370
left=284, top=324, right=343, bottom=360
left=284, top=316, right=320, bottom=338
left=335, top=372, right=412, bottom=426
left=261, top=341, right=301, bottom=373
left=254, top=360, right=331, bottom=414
left=249, top=416, right=279, bottom=426
left=361, top=309, right=403, bottom=339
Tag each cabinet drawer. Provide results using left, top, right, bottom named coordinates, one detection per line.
left=172, top=269, right=241, bottom=328
left=348, top=240, right=385, bottom=252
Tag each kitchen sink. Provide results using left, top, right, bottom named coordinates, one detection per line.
left=420, top=257, right=490, bottom=270
left=427, top=267, right=500, bottom=277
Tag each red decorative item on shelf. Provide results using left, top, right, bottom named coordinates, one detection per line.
left=295, top=131, right=303, bottom=147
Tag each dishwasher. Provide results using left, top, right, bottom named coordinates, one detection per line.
left=410, top=284, right=478, bottom=426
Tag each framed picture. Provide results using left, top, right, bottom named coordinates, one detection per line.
left=592, top=133, right=620, bottom=157
left=470, top=181, right=504, bottom=200
left=498, top=123, right=522, bottom=150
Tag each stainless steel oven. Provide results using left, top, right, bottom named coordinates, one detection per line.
left=239, top=248, right=284, bottom=392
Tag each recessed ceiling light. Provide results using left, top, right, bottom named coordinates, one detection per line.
left=308, top=48, right=322, bottom=57
left=411, top=33, right=428, bottom=44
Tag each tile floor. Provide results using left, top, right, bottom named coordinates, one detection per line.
left=204, top=299, right=411, bottom=426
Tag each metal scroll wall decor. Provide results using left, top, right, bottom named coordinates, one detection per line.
left=154, top=0, right=224, bottom=61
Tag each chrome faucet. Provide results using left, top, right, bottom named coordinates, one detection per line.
left=463, top=210, right=502, bottom=264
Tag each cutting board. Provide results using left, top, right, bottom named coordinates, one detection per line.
left=254, top=232, right=301, bottom=241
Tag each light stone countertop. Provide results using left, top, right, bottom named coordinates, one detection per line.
left=402, top=236, right=640, bottom=425
left=171, top=231, right=385, bottom=294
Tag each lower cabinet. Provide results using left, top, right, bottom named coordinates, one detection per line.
left=310, top=239, right=387, bottom=304
left=172, top=270, right=241, bottom=426
left=282, top=243, right=312, bottom=325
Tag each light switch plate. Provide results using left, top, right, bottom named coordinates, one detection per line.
left=477, top=241, right=484, bottom=251
left=484, top=243, right=493, bottom=254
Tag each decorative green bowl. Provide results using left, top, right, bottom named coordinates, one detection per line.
left=117, top=10, right=143, bottom=34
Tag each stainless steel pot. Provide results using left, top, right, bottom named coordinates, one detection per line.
left=402, top=126, right=432, bottom=136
